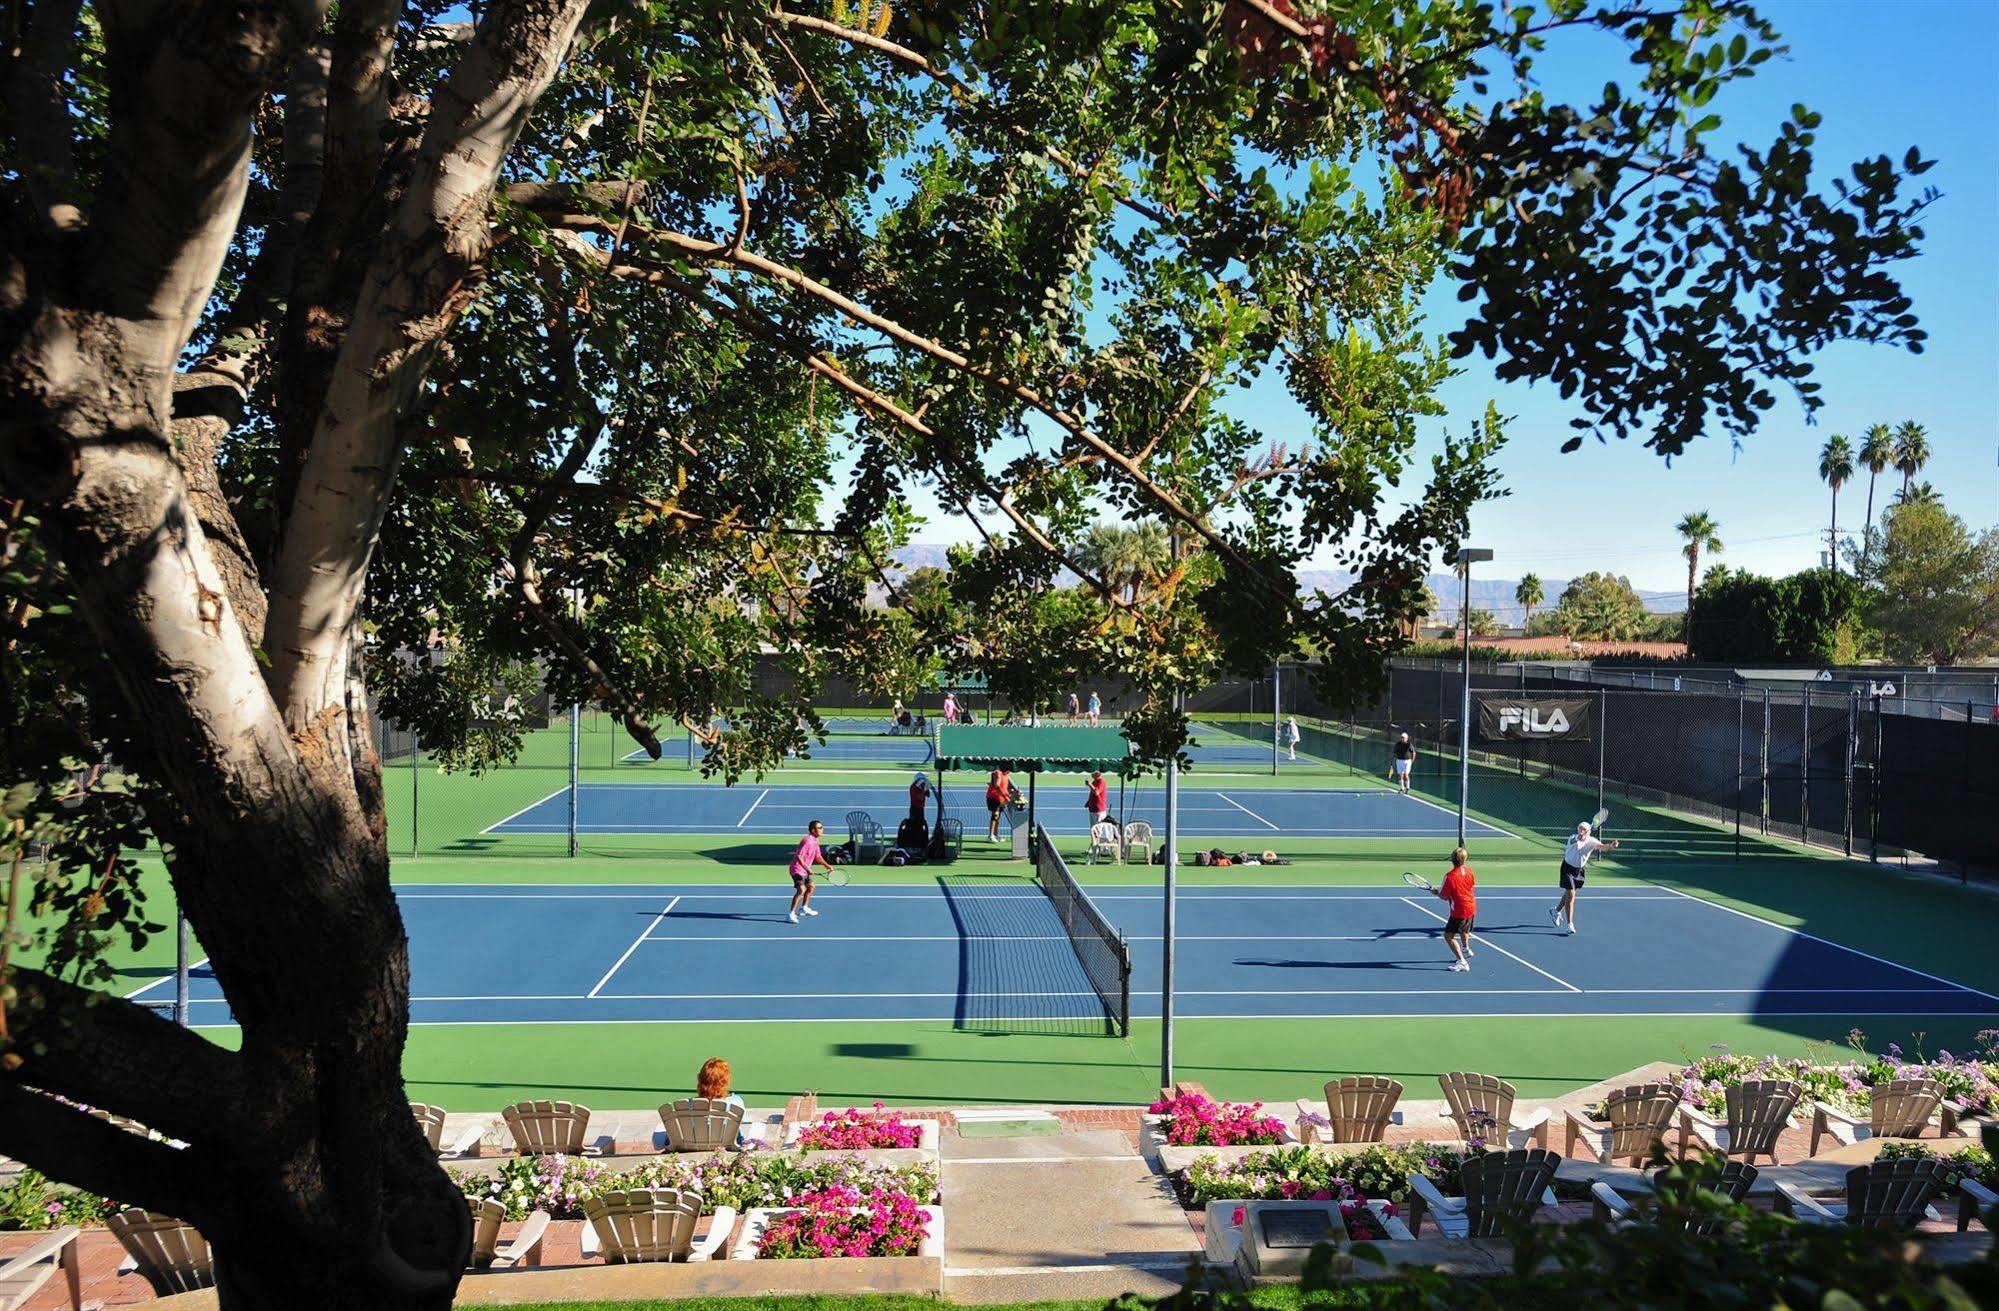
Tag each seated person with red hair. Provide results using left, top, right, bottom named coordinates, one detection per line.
left=698, top=1057, right=752, bottom=1150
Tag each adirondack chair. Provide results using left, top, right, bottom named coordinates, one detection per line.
left=466, top=1197, right=549, bottom=1269
left=1403, top=1148, right=1561, bottom=1238
left=0, top=1227, right=81, bottom=1311
left=1679, top=1078, right=1800, bottom=1164
left=1955, top=1177, right=1997, bottom=1233
left=410, top=1102, right=484, bottom=1158
left=1437, top=1071, right=1551, bottom=1149
left=501, top=1099, right=606, bottom=1155
left=1775, top=1158, right=1948, bottom=1229
left=107, top=1209, right=215, bottom=1297
left=581, top=1188, right=733, bottom=1263
left=658, top=1097, right=745, bottom=1152
left=1564, top=1083, right=1681, bottom=1164
left=1808, top=1078, right=1945, bottom=1155
left=1591, top=1161, right=1759, bottom=1234
left=1294, top=1076, right=1404, bottom=1145
left=1121, top=820, right=1156, bottom=865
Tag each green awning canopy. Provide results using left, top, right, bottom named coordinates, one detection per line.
left=936, top=724, right=1132, bottom=773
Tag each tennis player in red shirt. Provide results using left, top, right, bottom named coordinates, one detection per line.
left=1434, top=847, right=1477, bottom=973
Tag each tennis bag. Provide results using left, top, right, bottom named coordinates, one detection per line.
left=896, top=817, right=930, bottom=850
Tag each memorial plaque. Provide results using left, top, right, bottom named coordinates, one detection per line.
left=1257, top=1207, right=1336, bottom=1249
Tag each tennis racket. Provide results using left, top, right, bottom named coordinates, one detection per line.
left=1400, top=870, right=1438, bottom=894
left=1590, top=806, right=1610, bottom=835
left=822, top=865, right=851, bottom=887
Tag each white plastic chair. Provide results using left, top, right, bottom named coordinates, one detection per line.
left=1087, top=820, right=1122, bottom=865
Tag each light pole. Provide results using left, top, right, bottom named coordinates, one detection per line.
left=1453, top=547, right=1494, bottom=846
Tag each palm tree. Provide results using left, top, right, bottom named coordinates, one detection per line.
left=1818, top=435, right=1854, bottom=572
left=1675, top=511, right=1723, bottom=637
left=1895, top=481, right=1941, bottom=507
left=1514, top=572, right=1544, bottom=631
left=1893, top=420, right=1931, bottom=495
left=1857, top=423, right=1895, bottom=570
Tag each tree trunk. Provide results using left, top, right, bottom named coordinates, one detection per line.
left=1862, top=473, right=1877, bottom=570
left=1829, top=487, right=1838, bottom=571
left=1685, top=550, right=1698, bottom=638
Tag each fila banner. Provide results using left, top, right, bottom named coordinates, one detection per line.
left=1475, top=696, right=1595, bottom=743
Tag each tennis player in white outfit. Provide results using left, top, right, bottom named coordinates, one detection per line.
left=1551, top=820, right=1618, bottom=935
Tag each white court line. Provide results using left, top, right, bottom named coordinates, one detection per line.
left=1400, top=897, right=1582, bottom=993
left=587, top=896, right=680, bottom=998
left=165, top=1008, right=1999, bottom=1031
left=124, top=957, right=209, bottom=999
left=1649, top=885, right=1999, bottom=1005
left=477, top=785, right=570, bottom=835
left=584, top=986, right=1570, bottom=1000
left=1215, top=794, right=1280, bottom=830
left=391, top=890, right=1688, bottom=902
left=636, top=934, right=1383, bottom=942
left=736, top=789, right=770, bottom=828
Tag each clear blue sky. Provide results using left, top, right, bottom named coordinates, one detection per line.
left=901, top=0, right=1999, bottom=601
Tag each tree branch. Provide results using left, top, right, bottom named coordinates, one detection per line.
left=0, top=1083, right=205, bottom=1218
left=2, top=0, right=86, bottom=233
left=4, top=967, right=241, bottom=1146
left=264, top=0, right=594, bottom=728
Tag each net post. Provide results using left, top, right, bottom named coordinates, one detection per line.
left=1843, top=690, right=1857, bottom=857
left=1760, top=690, right=1771, bottom=836
left=1734, top=691, right=1745, bottom=863
left=1801, top=690, right=1812, bottom=847
left=568, top=700, right=581, bottom=858
left=1869, top=695, right=1881, bottom=863
left=410, top=738, right=421, bottom=859
left=1271, top=659, right=1280, bottom=777
left=173, top=909, right=190, bottom=1027
left=1596, top=689, right=1607, bottom=814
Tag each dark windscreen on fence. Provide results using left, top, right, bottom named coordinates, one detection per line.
left=1874, top=714, right=1998, bottom=871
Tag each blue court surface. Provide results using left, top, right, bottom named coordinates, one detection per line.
left=486, top=782, right=1501, bottom=839
left=143, top=882, right=1997, bottom=1028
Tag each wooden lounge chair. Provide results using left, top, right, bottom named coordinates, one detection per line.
left=1775, top=1158, right=1948, bottom=1229
left=1403, top=1148, right=1561, bottom=1238
left=466, top=1197, right=550, bottom=1269
left=501, top=1099, right=606, bottom=1155
left=1087, top=820, right=1122, bottom=865
left=657, top=1097, right=745, bottom=1152
left=0, top=1227, right=81, bottom=1311
left=1564, top=1082, right=1681, bottom=1165
left=1955, top=1177, right=1997, bottom=1233
left=1121, top=820, right=1155, bottom=865
left=1294, top=1076, right=1404, bottom=1145
left=411, top=1102, right=485, bottom=1158
left=1591, top=1161, right=1758, bottom=1233
left=1808, top=1078, right=1945, bottom=1156
left=580, top=1188, right=734, bottom=1263
left=107, top=1208, right=215, bottom=1296
left=1679, top=1078, right=1800, bottom=1164
left=1437, top=1071, right=1551, bottom=1149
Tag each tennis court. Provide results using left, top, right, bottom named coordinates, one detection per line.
left=145, top=878, right=1995, bottom=1028
left=482, top=779, right=1513, bottom=840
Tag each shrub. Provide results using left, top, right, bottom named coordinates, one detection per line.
left=1876, top=1140, right=1997, bottom=1194
left=1148, top=1092, right=1288, bottom=1147
left=753, top=1185, right=929, bottom=1259
left=0, top=1171, right=117, bottom=1231
left=451, top=1152, right=941, bottom=1221
left=1178, top=1143, right=1480, bottom=1208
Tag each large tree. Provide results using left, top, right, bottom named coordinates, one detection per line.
left=1857, top=500, right=1999, bottom=664
left=0, top=0, right=1933, bottom=1304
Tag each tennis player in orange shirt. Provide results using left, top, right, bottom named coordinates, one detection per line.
left=1434, top=847, right=1477, bottom=973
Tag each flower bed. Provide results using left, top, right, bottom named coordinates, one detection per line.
left=0, top=1171, right=117, bottom=1232
left=1175, top=1143, right=1480, bottom=1210
left=790, top=1103, right=936, bottom=1151
left=1225, top=1198, right=1402, bottom=1241
left=1876, top=1140, right=1997, bottom=1195
left=453, top=1151, right=940, bottom=1221
left=1677, top=1031, right=1999, bottom=1120
left=1147, top=1092, right=1288, bottom=1147
left=741, top=1185, right=934, bottom=1259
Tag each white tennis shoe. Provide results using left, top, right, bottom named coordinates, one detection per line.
left=1548, top=906, right=1562, bottom=927
left=802, top=906, right=819, bottom=917
left=787, top=911, right=799, bottom=924
left=1567, top=922, right=1577, bottom=935
left=1449, top=959, right=1469, bottom=973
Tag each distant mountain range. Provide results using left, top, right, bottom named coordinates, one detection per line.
left=883, top=547, right=1686, bottom=620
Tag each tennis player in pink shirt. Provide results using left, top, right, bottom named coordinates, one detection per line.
left=788, top=820, right=834, bottom=924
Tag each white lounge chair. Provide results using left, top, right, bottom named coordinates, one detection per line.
left=107, top=1208, right=215, bottom=1296
left=1087, top=820, right=1122, bottom=865
left=1775, top=1158, right=1947, bottom=1229
left=411, top=1102, right=485, bottom=1157
left=1590, top=1160, right=1758, bottom=1234
left=1955, top=1177, right=1998, bottom=1233
left=1679, top=1078, right=1800, bottom=1164
left=657, top=1097, right=745, bottom=1153
left=1403, top=1148, right=1560, bottom=1238
left=1808, top=1078, right=1945, bottom=1156
left=467, top=1197, right=549, bottom=1269
left=1295, top=1076, right=1404, bottom=1145
left=580, top=1188, right=733, bottom=1263
left=1438, top=1071, right=1551, bottom=1149
left=501, top=1099, right=609, bottom=1155
left=1564, top=1082, right=1680, bottom=1165
left=1121, top=820, right=1155, bottom=865
left=0, top=1227, right=81, bottom=1311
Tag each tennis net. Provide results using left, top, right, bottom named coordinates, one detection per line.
left=1032, top=823, right=1132, bottom=1037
